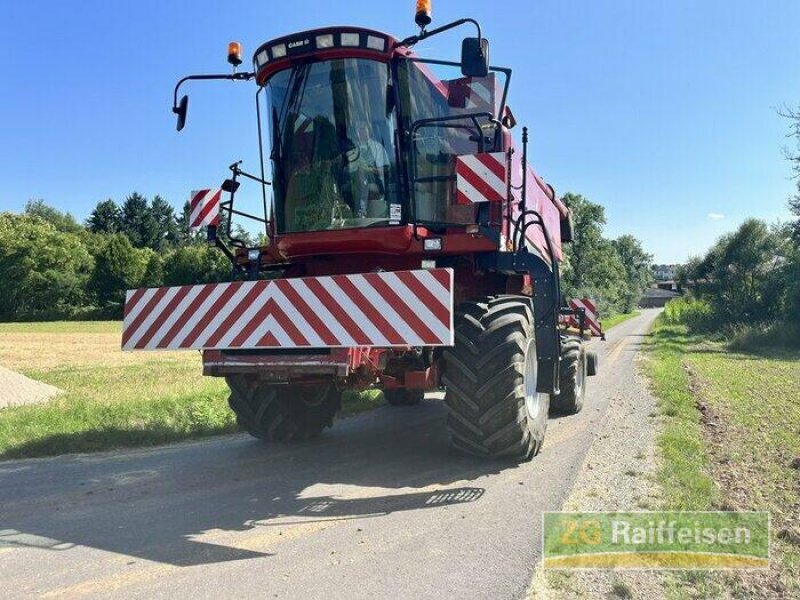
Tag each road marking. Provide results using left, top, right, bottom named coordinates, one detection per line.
left=39, top=564, right=177, bottom=599
left=607, top=337, right=629, bottom=364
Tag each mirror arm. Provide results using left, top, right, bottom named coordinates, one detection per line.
left=400, top=17, right=482, bottom=50
left=172, top=72, right=255, bottom=113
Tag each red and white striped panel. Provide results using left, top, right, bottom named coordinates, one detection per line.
left=446, top=75, right=498, bottom=115
left=565, top=297, right=602, bottom=337
left=121, top=269, right=454, bottom=351
left=189, top=189, right=221, bottom=230
left=455, top=152, right=507, bottom=204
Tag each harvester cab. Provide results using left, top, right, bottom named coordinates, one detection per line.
left=125, top=1, right=601, bottom=461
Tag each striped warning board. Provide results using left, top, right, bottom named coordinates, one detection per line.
left=189, top=189, right=221, bottom=230
left=565, top=297, right=603, bottom=337
left=122, top=269, right=454, bottom=351
left=445, top=75, right=498, bottom=115
left=455, top=152, right=507, bottom=204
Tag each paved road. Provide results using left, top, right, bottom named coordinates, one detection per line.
left=0, top=309, right=661, bottom=600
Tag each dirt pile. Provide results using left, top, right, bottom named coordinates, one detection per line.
left=0, top=365, right=60, bottom=408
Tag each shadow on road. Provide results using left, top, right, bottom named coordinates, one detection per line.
left=0, top=401, right=503, bottom=567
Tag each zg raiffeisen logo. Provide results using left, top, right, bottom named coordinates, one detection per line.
left=543, top=511, right=770, bottom=569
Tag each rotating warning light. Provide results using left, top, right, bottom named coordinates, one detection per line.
left=227, top=41, right=243, bottom=66
left=415, top=0, right=432, bottom=27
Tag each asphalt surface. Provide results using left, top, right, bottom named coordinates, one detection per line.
left=0, top=308, right=661, bottom=600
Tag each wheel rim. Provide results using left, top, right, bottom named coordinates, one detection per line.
left=576, top=350, right=586, bottom=397
left=524, top=337, right=544, bottom=420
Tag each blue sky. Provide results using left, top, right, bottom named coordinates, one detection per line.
left=1, top=1, right=797, bottom=263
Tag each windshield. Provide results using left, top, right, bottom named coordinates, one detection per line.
left=397, top=59, right=504, bottom=225
left=264, top=59, right=399, bottom=233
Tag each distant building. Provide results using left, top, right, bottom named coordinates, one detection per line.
left=651, top=264, right=679, bottom=281
left=639, top=287, right=681, bottom=308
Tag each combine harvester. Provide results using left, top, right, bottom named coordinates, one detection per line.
left=122, top=1, right=601, bottom=460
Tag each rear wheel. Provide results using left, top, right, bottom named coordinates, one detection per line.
left=550, top=337, right=586, bottom=415
left=383, top=389, right=425, bottom=406
left=442, top=296, right=550, bottom=460
left=226, top=376, right=340, bottom=441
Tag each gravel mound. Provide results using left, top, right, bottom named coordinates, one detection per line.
left=0, top=365, right=60, bottom=408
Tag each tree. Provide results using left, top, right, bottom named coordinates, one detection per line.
left=779, top=105, right=800, bottom=244
left=89, top=233, right=147, bottom=309
left=120, top=192, right=159, bottom=249
left=0, top=213, right=93, bottom=319
left=561, top=193, right=607, bottom=289
left=140, top=251, right=164, bottom=288
left=612, top=234, right=654, bottom=312
left=87, top=199, right=122, bottom=234
left=712, top=219, right=778, bottom=320
left=151, top=195, right=179, bottom=249
left=560, top=193, right=637, bottom=315
left=24, top=199, right=83, bottom=235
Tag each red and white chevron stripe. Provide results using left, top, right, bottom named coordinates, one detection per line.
left=446, top=75, right=498, bottom=115
left=121, top=268, right=454, bottom=351
left=564, top=297, right=602, bottom=337
left=189, top=189, right=221, bottom=230
left=455, top=152, right=507, bottom=204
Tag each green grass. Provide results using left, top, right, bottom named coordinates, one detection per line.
left=642, top=321, right=717, bottom=509
left=0, top=365, right=234, bottom=459
left=603, top=310, right=640, bottom=330
left=645, top=314, right=800, bottom=595
left=0, top=321, right=385, bottom=459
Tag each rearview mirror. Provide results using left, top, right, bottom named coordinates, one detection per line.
left=461, top=37, right=489, bottom=78
left=174, top=95, right=189, bottom=131
left=221, top=178, right=240, bottom=193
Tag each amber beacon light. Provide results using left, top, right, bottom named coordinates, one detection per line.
left=415, top=0, right=432, bottom=27
left=227, top=41, right=243, bottom=66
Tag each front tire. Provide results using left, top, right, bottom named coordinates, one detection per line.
left=550, top=337, right=586, bottom=415
left=442, top=296, right=550, bottom=460
left=226, top=376, right=340, bottom=441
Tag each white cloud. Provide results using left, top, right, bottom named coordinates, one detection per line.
left=707, top=213, right=725, bottom=221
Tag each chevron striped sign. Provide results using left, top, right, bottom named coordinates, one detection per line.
left=455, top=152, right=507, bottom=205
left=189, top=189, right=222, bottom=230
left=121, top=269, right=454, bottom=351
left=565, top=297, right=603, bottom=337
left=446, top=75, right=498, bottom=115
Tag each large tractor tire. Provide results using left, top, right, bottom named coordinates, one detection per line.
left=226, top=376, right=340, bottom=442
left=550, top=337, right=586, bottom=415
left=442, top=296, right=550, bottom=460
left=383, top=389, right=425, bottom=406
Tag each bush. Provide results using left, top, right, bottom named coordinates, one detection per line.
left=163, top=245, right=232, bottom=287
left=662, top=297, right=715, bottom=331
left=726, top=321, right=800, bottom=352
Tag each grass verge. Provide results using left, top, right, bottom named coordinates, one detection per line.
left=602, top=310, right=640, bottom=330
left=642, top=321, right=717, bottom=509
left=0, top=322, right=385, bottom=460
left=645, top=314, right=800, bottom=597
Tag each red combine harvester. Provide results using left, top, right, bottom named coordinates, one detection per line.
left=122, top=2, right=601, bottom=460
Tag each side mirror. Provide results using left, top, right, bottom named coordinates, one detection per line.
left=174, top=95, right=189, bottom=131
left=461, top=37, right=489, bottom=78
left=221, top=178, right=240, bottom=193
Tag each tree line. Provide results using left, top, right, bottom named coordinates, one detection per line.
left=0, top=196, right=236, bottom=320
left=0, top=192, right=653, bottom=321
